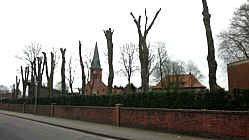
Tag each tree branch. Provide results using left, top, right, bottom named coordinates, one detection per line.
left=144, top=8, right=161, bottom=36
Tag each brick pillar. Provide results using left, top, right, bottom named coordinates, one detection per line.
left=50, top=103, right=56, bottom=117
left=23, top=103, right=25, bottom=113
left=115, top=104, right=123, bottom=126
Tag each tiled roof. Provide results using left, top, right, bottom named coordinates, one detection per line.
left=153, top=74, right=206, bottom=89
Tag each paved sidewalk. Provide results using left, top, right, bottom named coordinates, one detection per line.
left=0, top=110, right=214, bottom=140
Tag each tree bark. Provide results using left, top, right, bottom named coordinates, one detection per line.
left=202, top=0, right=218, bottom=93
left=21, top=66, right=29, bottom=98
left=60, top=48, right=66, bottom=94
left=15, top=76, right=20, bottom=98
left=104, top=28, right=114, bottom=95
left=42, top=52, right=55, bottom=97
left=130, top=8, right=161, bottom=92
left=79, top=41, right=86, bottom=95
left=68, top=57, right=74, bottom=94
left=36, top=57, right=45, bottom=97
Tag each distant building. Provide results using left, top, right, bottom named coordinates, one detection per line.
left=85, top=43, right=124, bottom=95
left=0, top=92, right=15, bottom=101
left=153, top=73, right=206, bottom=93
left=28, top=84, right=61, bottom=98
left=227, top=58, right=249, bottom=90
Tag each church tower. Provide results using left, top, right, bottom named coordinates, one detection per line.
left=85, top=42, right=124, bottom=95
left=85, top=42, right=107, bottom=95
left=90, top=42, right=102, bottom=82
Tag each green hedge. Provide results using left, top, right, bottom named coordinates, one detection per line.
left=6, top=89, right=249, bottom=110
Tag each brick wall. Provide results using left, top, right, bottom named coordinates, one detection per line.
left=37, top=105, right=51, bottom=116
left=1, top=104, right=248, bottom=139
left=120, top=108, right=249, bottom=139
left=228, top=59, right=249, bottom=90
left=53, top=105, right=115, bottom=124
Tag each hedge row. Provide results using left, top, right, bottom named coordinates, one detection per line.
left=6, top=89, right=249, bottom=110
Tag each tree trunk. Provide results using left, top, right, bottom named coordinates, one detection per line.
left=42, top=52, right=55, bottom=97
left=104, top=28, right=114, bottom=95
left=15, top=76, right=20, bottom=99
left=140, top=38, right=150, bottom=92
left=127, top=75, right=132, bottom=94
left=130, top=8, right=161, bottom=92
left=79, top=41, right=86, bottom=95
left=60, top=48, right=66, bottom=94
left=202, top=0, right=217, bottom=93
left=36, top=57, right=45, bottom=97
left=68, top=57, right=74, bottom=94
left=21, top=66, right=29, bottom=98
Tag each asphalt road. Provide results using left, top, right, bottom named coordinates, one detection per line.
left=0, top=114, right=116, bottom=140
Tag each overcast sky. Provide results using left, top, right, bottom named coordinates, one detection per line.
left=0, top=0, right=247, bottom=90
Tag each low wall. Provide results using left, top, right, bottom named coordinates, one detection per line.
left=0, top=104, right=248, bottom=139
left=53, top=105, right=115, bottom=124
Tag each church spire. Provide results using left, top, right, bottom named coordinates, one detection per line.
left=91, top=42, right=101, bottom=69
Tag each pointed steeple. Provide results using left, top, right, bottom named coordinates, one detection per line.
left=91, top=42, right=101, bottom=69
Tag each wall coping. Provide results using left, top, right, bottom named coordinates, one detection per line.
left=2, top=104, right=249, bottom=114
left=57, top=105, right=115, bottom=110
left=120, top=107, right=249, bottom=115
left=227, top=58, right=249, bottom=67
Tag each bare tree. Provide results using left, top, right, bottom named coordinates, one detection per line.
left=202, top=0, right=217, bottom=93
left=36, top=57, right=45, bottom=97
left=14, top=76, right=20, bottom=99
left=42, top=51, right=56, bottom=97
left=167, top=60, right=185, bottom=89
left=218, top=3, right=249, bottom=64
left=79, top=41, right=86, bottom=95
left=120, top=43, right=138, bottom=94
left=20, top=66, right=29, bottom=98
left=29, top=56, right=45, bottom=97
left=16, top=42, right=42, bottom=91
left=104, top=28, right=114, bottom=95
left=153, top=42, right=169, bottom=89
left=185, top=61, right=204, bottom=80
left=60, top=48, right=66, bottom=94
left=185, top=60, right=204, bottom=87
left=148, top=44, right=157, bottom=79
left=17, top=42, right=42, bottom=66
left=130, top=8, right=161, bottom=92
left=85, top=54, right=92, bottom=84
left=67, top=57, right=75, bottom=94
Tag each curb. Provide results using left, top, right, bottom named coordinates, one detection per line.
left=0, top=112, right=130, bottom=140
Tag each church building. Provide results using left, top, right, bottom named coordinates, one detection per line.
left=85, top=43, right=124, bottom=95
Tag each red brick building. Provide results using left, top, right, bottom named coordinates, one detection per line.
left=85, top=43, right=124, bottom=95
left=153, top=74, right=206, bottom=92
left=227, top=59, right=249, bottom=90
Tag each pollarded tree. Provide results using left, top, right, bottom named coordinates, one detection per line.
left=104, top=28, right=114, bottom=95
left=67, top=56, right=75, bottom=94
left=20, top=66, right=29, bottom=98
left=79, top=41, right=86, bottom=95
left=16, top=42, right=42, bottom=89
left=60, top=48, right=66, bottom=94
left=130, top=8, right=161, bottom=92
left=35, top=56, right=45, bottom=97
left=218, top=3, right=249, bottom=64
left=202, top=0, right=217, bottom=93
left=42, top=51, right=57, bottom=97
left=13, top=76, right=20, bottom=99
